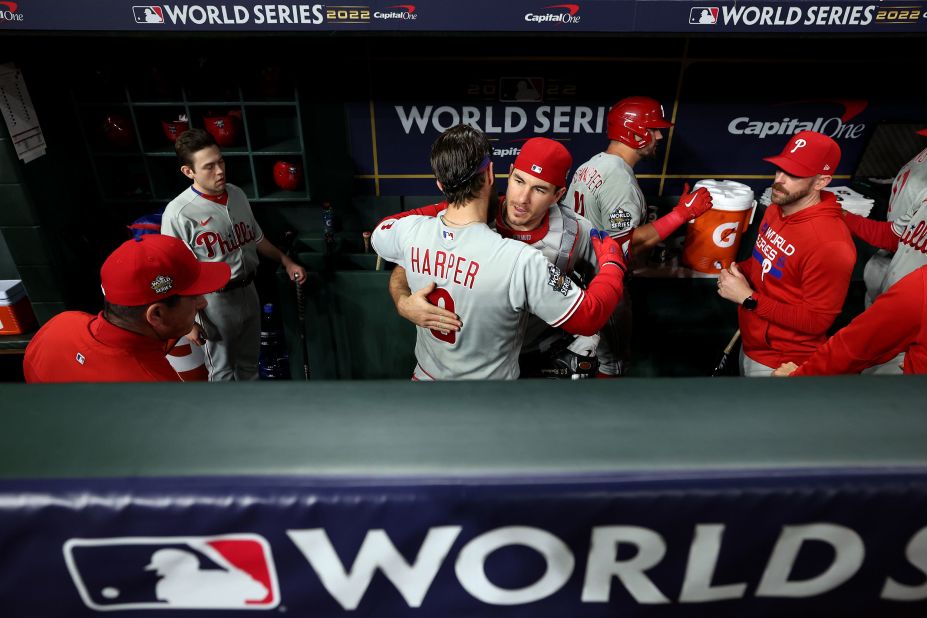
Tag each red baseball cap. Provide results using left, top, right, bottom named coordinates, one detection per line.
left=917, top=129, right=927, bottom=137
left=513, top=138, right=573, bottom=187
left=763, top=131, right=841, bottom=178
left=100, top=234, right=231, bottom=306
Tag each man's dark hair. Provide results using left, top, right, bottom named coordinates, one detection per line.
left=430, top=124, right=492, bottom=205
left=104, top=296, right=182, bottom=327
left=175, top=128, right=217, bottom=169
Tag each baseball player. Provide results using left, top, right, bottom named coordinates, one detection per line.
left=840, top=129, right=927, bottom=374
left=372, top=124, right=627, bottom=380
left=161, top=129, right=306, bottom=381
left=773, top=265, right=927, bottom=376
left=566, top=96, right=714, bottom=376
left=24, top=234, right=231, bottom=383
left=389, top=137, right=604, bottom=377
left=717, top=131, right=856, bottom=376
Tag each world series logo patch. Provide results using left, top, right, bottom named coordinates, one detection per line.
left=608, top=208, right=633, bottom=231
left=547, top=263, right=571, bottom=296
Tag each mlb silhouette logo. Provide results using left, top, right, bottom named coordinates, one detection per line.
left=689, top=6, right=719, bottom=24
left=64, top=534, right=280, bottom=610
left=133, top=5, right=165, bottom=23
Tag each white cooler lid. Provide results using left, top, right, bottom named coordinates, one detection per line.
left=0, top=280, right=27, bottom=303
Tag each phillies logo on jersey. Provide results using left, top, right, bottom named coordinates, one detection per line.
left=195, top=222, right=256, bottom=258
left=63, top=534, right=280, bottom=611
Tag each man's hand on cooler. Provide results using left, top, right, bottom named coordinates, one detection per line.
left=590, top=229, right=627, bottom=272
left=672, top=183, right=713, bottom=221
left=398, top=281, right=462, bottom=332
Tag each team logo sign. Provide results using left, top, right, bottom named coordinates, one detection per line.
left=64, top=534, right=280, bottom=610
left=133, top=6, right=164, bottom=23
left=547, top=263, right=571, bottom=295
left=608, top=208, right=633, bottom=231
left=689, top=6, right=718, bottom=24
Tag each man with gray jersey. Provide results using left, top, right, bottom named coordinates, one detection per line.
left=843, top=129, right=927, bottom=374
left=161, top=129, right=306, bottom=381
left=389, top=137, right=602, bottom=377
left=372, top=125, right=627, bottom=380
left=567, top=96, right=713, bottom=376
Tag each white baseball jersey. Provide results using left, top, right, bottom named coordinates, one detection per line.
left=161, top=184, right=263, bottom=280
left=876, top=148, right=927, bottom=296
left=567, top=152, right=646, bottom=242
left=372, top=214, right=588, bottom=380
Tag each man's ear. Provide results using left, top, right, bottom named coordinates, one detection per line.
left=815, top=174, right=833, bottom=191
left=145, top=302, right=167, bottom=328
left=435, top=180, right=445, bottom=193
left=554, top=186, right=567, bottom=203
left=181, top=165, right=195, bottom=181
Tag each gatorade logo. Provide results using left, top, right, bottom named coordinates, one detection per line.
left=789, top=138, right=807, bottom=153
left=712, top=222, right=739, bottom=248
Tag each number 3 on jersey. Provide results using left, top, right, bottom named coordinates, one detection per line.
left=426, top=287, right=456, bottom=344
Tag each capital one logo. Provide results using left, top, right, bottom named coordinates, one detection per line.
left=728, top=99, right=868, bottom=140
left=0, top=1, right=23, bottom=22
left=64, top=535, right=280, bottom=610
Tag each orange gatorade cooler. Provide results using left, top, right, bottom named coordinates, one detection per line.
left=0, top=279, right=37, bottom=335
left=681, top=180, right=756, bottom=275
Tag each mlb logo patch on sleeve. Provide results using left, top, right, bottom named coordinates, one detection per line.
left=63, top=534, right=279, bottom=610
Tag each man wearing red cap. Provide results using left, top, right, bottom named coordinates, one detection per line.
left=372, top=125, right=627, bottom=380
left=717, top=130, right=856, bottom=376
left=23, top=235, right=231, bottom=383
left=836, top=128, right=927, bottom=374
left=387, top=137, right=606, bottom=377
left=566, top=96, right=713, bottom=376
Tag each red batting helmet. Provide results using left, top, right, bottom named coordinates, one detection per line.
left=606, top=97, right=673, bottom=149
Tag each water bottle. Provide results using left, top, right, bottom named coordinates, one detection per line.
left=259, top=303, right=289, bottom=379
left=321, top=201, right=335, bottom=253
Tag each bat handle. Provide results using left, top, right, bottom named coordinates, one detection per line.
left=723, top=329, right=741, bottom=354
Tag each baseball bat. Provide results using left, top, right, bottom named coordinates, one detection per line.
left=711, top=329, right=741, bottom=377
left=283, top=230, right=310, bottom=380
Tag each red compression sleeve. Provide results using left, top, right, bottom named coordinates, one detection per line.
left=561, top=264, right=625, bottom=336
left=843, top=212, right=900, bottom=252
left=651, top=210, right=686, bottom=241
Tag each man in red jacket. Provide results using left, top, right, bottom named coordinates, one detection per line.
left=773, top=265, right=927, bottom=376
left=717, top=131, right=856, bottom=376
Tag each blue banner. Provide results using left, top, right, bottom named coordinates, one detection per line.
left=2, top=470, right=927, bottom=616
left=2, top=1, right=926, bottom=33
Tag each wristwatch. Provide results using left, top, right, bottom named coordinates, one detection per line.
left=742, top=295, right=758, bottom=311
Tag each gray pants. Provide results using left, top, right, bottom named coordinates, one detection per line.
left=740, top=349, right=776, bottom=377
left=199, top=283, right=260, bottom=381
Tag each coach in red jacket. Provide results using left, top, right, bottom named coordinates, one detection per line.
left=717, top=131, right=856, bottom=376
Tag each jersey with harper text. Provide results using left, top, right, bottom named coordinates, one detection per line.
left=372, top=215, right=587, bottom=380
left=161, top=184, right=263, bottom=281
left=567, top=152, right=645, bottom=242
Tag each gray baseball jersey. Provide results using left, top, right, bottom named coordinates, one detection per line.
left=883, top=150, right=927, bottom=293
left=566, top=152, right=639, bottom=375
left=161, top=183, right=264, bottom=381
left=161, top=184, right=263, bottom=279
left=372, top=214, right=588, bottom=380
left=567, top=152, right=646, bottom=243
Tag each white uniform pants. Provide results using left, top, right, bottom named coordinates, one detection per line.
left=740, top=349, right=776, bottom=377
left=200, top=283, right=260, bottom=381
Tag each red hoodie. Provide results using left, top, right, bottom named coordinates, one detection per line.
left=793, top=266, right=927, bottom=375
left=738, top=191, right=856, bottom=367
